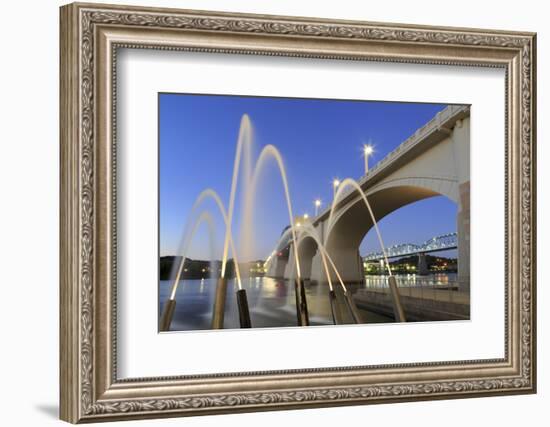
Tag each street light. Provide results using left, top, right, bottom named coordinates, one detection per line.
left=363, top=144, right=374, bottom=174
left=314, top=199, right=322, bottom=216
left=333, top=179, right=340, bottom=200
left=303, top=213, right=309, bottom=220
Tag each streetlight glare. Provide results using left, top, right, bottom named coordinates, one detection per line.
left=363, top=144, right=374, bottom=174
left=303, top=213, right=309, bottom=219
left=314, top=199, right=322, bottom=216
left=332, top=179, right=340, bottom=200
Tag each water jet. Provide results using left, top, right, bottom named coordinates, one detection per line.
left=326, top=178, right=407, bottom=322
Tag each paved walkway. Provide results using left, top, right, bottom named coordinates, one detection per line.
left=364, top=286, right=470, bottom=304
left=354, top=287, right=470, bottom=321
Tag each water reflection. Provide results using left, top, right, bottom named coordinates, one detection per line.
left=159, top=277, right=393, bottom=331
left=364, top=273, right=457, bottom=289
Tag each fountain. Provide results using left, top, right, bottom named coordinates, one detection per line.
left=246, top=144, right=311, bottom=325
left=161, top=115, right=257, bottom=331
left=160, top=189, right=246, bottom=331
left=160, top=112, right=405, bottom=332
left=159, top=209, right=216, bottom=331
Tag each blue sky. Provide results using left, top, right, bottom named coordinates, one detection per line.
left=159, top=93, right=458, bottom=260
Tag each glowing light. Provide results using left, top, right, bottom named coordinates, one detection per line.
left=303, top=213, right=309, bottom=219
left=314, top=199, right=322, bottom=216
left=363, top=144, right=374, bottom=174
left=332, top=180, right=340, bottom=200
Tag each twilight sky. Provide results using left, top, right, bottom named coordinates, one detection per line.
left=159, top=93, right=458, bottom=260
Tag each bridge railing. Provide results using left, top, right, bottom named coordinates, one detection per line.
left=361, top=105, right=468, bottom=181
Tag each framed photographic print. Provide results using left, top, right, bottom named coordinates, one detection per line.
left=60, top=2, right=537, bottom=423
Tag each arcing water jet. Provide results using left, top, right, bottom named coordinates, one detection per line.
left=326, top=178, right=406, bottom=322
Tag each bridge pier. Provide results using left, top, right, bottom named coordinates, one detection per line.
left=417, top=252, right=429, bottom=275
left=453, top=118, right=470, bottom=293
left=310, top=246, right=364, bottom=284
left=310, top=251, right=325, bottom=283
left=294, top=238, right=318, bottom=281
left=283, top=244, right=296, bottom=280
left=457, top=181, right=470, bottom=292
left=266, top=253, right=288, bottom=278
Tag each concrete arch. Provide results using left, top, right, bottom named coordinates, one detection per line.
left=367, top=175, right=458, bottom=203
left=296, top=234, right=319, bottom=280
left=327, top=180, right=456, bottom=250
left=320, top=183, right=457, bottom=283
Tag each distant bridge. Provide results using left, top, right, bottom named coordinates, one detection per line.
left=363, top=232, right=458, bottom=261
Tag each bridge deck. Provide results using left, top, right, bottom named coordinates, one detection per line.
left=312, top=104, right=469, bottom=225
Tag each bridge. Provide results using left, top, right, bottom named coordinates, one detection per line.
left=363, top=232, right=457, bottom=275
left=266, top=105, right=470, bottom=291
left=363, top=232, right=457, bottom=261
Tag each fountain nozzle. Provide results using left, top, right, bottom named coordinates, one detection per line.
left=159, top=299, right=176, bottom=332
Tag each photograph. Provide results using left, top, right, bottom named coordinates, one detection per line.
left=158, top=94, right=471, bottom=331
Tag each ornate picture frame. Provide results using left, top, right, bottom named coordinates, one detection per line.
left=60, top=2, right=536, bottom=423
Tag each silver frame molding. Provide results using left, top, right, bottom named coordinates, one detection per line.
left=60, top=2, right=537, bottom=423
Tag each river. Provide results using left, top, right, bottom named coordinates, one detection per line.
left=159, top=273, right=460, bottom=332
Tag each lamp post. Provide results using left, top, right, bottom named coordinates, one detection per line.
left=332, top=179, right=340, bottom=200
left=314, top=199, right=321, bottom=216
left=363, top=144, right=374, bottom=174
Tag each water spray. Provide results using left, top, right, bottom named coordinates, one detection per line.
left=327, top=178, right=406, bottom=322
left=250, top=144, right=309, bottom=326
left=160, top=211, right=216, bottom=332
left=161, top=189, right=248, bottom=331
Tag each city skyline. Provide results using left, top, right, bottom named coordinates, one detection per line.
left=159, top=93, right=458, bottom=261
